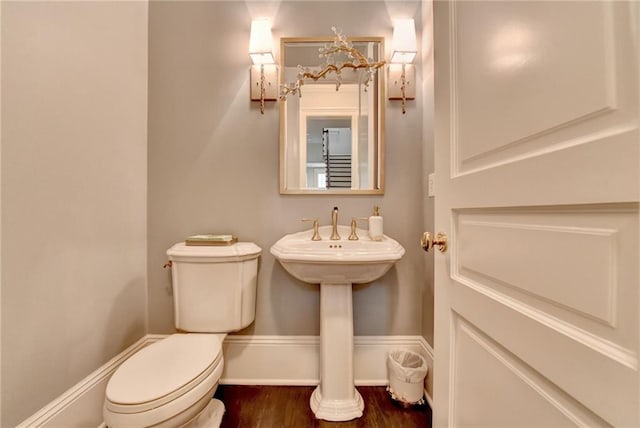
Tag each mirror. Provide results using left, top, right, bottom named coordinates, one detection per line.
left=279, top=36, right=385, bottom=194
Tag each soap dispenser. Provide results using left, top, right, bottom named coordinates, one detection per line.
left=369, top=206, right=383, bottom=241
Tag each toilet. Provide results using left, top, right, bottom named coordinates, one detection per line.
left=103, top=241, right=262, bottom=427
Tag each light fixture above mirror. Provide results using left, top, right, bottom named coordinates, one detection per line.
left=388, top=18, right=417, bottom=114
left=280, top=27, right=386, bottom=100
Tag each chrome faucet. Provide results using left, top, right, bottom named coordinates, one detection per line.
left=330, top=206, right=340, bottom=240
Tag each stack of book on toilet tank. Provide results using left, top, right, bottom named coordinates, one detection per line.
left=185, top=234, right=238, bottom=246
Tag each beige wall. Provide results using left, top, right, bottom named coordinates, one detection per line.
left=1, top=2, right=148, bottom=426
left=148, top=1, right=429, bottom=336
left=421, top=0, right=436, bottom=395
left=421, top=0, right=435, bottom=346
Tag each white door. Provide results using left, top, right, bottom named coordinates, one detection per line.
left=432, top=1, right=639, bottom=426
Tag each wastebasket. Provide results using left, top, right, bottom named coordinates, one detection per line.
left=387, top=349, right=428, bottom=405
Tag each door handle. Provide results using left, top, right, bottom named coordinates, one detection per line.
left=421, top=232, right=448, bottom=253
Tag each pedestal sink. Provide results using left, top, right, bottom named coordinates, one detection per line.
left=270, top=225, right=405, bottom=421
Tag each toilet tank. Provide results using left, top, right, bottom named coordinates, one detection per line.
left=166, top=242, right=261, bottom=332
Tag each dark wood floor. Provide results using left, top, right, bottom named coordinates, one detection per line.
left=214, top=385, right=432, bottom=428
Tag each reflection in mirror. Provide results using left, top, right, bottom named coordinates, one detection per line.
left=279, top=36, right=385, bottom=194
left=307, top=117, right=352, bottom=189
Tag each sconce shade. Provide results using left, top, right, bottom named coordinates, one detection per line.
left=249, top=19, right=275, bottom=64
left=391, top=18, right=417, bottom=63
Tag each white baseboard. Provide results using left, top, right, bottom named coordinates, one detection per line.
left=419, top=336, right=435, bottom=408
left=18, top=334, right=433, bottom=427
left=16, top=335, right=161, bottom=428
left=220, top=335, right=430, bottom=386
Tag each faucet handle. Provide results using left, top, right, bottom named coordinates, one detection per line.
left=301, top=218, right=321, bottom=241
left=348, top=217, right=369, bottom=240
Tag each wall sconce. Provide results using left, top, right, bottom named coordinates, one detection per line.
left=249, top=18, right=278, bottom=114
left=388, top=18, right=417, bottom=114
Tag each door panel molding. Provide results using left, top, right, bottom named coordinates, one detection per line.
left=450, top=313, right=612, bottom=427
left=452, top=204, right=638, bottom=349
left=450, top=280, right=638, bottom=425
left=448, top=0, right=637, bottom=177
left=457, top=220, right=617, bottom=326
left=451, top=271, right=638, bottom=371
left=454, top=123, right=637, bottom=178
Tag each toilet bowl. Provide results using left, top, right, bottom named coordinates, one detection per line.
left=104, top=334, right=225, bottom=428
left=103, top=242, right=262, bottom=428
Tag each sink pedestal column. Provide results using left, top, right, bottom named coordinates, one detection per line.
left=310, top=281, right=364, bottom=421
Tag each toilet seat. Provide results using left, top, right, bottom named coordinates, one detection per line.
left=104, top=334, right=224, bottom=427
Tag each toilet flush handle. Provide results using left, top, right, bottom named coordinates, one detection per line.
left=163, top=260, right=173, bottom=268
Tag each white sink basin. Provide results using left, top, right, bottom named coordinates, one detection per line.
left=270, top=225, right=405, bottom=284
left=270, top=224, right=405, bottom=421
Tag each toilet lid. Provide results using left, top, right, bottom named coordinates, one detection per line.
left=106, top=334, right=223, bottom=408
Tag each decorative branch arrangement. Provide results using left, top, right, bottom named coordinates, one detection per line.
left=280, top=27, right=385, bottom=99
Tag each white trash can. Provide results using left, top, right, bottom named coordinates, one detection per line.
left=387, top=349, right=428, bottom=405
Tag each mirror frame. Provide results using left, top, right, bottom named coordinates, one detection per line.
left=279, top=36, right=386, bottom=195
